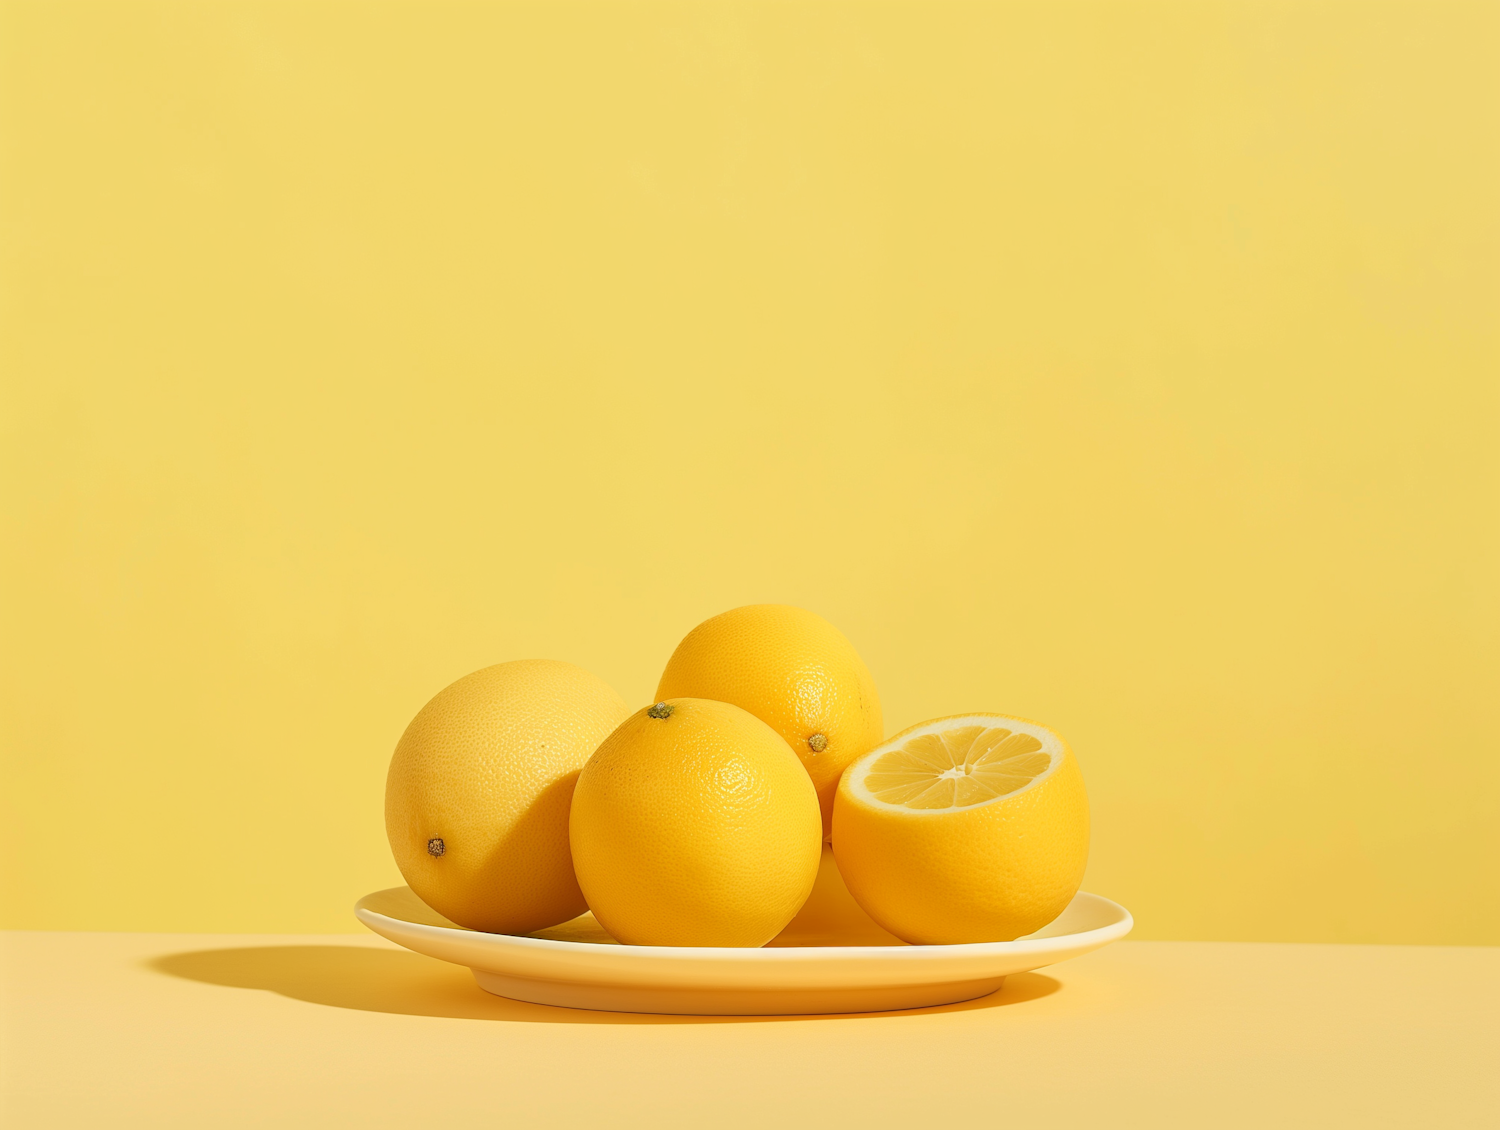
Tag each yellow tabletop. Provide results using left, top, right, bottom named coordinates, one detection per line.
left=2, top=932, right=1494, bottom=1128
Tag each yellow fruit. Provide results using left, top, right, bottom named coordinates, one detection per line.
left=656, top=604, right=883, bottom=837
left=569, top=697, right=822, bottom=947
left=768, top=846, right=906, bottom=947
left=833, top=713, right=1089, bottom=944
left=385, top=660, right=629, bottom=934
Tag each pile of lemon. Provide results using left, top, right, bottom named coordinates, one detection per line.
left=385, top=605, right=1088, bottom=947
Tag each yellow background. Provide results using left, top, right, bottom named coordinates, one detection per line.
left=2, top=0, right=1495, bottom=943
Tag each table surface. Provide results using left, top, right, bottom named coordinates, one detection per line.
left=2, top=931, right=1495, bottom=1128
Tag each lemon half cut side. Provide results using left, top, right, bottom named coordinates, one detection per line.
left=833, top=713, right=1089, bottom=945
left=849, top=715, right=1064, bottom=812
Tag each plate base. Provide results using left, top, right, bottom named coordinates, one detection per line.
left=471, top=969, right=1006, bottom=1015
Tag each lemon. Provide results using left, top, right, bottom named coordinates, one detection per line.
left=656, top=604, right=883, bottom=838
left=768, top=846, right=905, bottom=947
left=385, top=660, right=629, bottom=934
left=569, top=697, right=822, bottom=947
left=832, top=713, right=1089, bottom=944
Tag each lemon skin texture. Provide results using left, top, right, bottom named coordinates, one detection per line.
left=656, top=604, right=883, bottom=838
left=833, top=736, right=1089, bottom=944
left=570, top=697, right=822, bottom=947
left=385, top=660, right=629, bottom=934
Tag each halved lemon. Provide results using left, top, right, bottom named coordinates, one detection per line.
left=832, top=713, right=1089, bottom=944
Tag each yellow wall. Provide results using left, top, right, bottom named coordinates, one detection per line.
left=2, top=0, right=1496, bottom=942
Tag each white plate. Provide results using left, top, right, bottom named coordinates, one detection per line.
left=355, top=849, right=1132, bottom=1015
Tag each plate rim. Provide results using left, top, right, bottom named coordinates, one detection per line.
left=354, top=888, right=1134, bottom=964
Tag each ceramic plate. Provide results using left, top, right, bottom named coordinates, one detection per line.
left=356, top=849, right=1131, bottom=1015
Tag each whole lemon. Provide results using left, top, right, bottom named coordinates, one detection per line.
left=656, top=604, right=883, bottom=837
left=385, top=660, right=629, bottom=934
left=833, top=713, right=1089, bottom=944
left=569, top=697, right=822, bottom=947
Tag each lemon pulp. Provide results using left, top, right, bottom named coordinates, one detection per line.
left=856, top=719, right=1063, bottom=811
